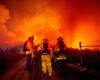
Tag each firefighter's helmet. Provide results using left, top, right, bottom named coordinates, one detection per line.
left=30, top=35, right=34, bottom=40
left=57, top=36, right=63, bottom=41
left=42, top=37, right=48, bottom=42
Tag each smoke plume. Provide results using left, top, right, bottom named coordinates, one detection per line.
left=0, top=0, right=100, bottom=48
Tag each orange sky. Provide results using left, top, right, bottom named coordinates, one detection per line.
left=0, top=0, right=100, bottom=48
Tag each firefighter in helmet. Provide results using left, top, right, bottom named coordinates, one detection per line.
left=55, top=36, right=67, bottom=80
left=24, top=35, right=35, bottom=73
left=38, top=37, right=53, bottom=78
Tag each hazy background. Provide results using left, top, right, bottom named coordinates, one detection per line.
left=0, top=0, right=100, bottom=48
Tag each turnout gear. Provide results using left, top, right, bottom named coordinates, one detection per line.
left=55, top=37, right=67, bottom=79
left=39, top=38, right=52, bottom=77
left=55, top=37, right=67, bottom=60
left=24, top=35, right=35, bottom=73
left=23, top=35, right=34, bottom=52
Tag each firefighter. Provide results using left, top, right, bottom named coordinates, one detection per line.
left=23, top=35, right=35, bottom=73
left=38, top=37, right=53, bottom=79
left=55, top=36, right=67, bottom=80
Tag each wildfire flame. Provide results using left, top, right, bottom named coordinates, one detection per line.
left=0, top=0, right=100, bottom=49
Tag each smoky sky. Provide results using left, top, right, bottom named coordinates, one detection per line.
left=0, top=0, right=100, bottom=48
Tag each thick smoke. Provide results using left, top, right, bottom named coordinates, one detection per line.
left=0, top=5, right=18, bottom=47
left=0, top=0, right=100, bottom=48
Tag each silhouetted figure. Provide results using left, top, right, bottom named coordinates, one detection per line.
left=38, top=37, right=53, bottom=80
left=55, top=37, right=67, bottom=80
left=23, top=35, right=35, bottom=77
